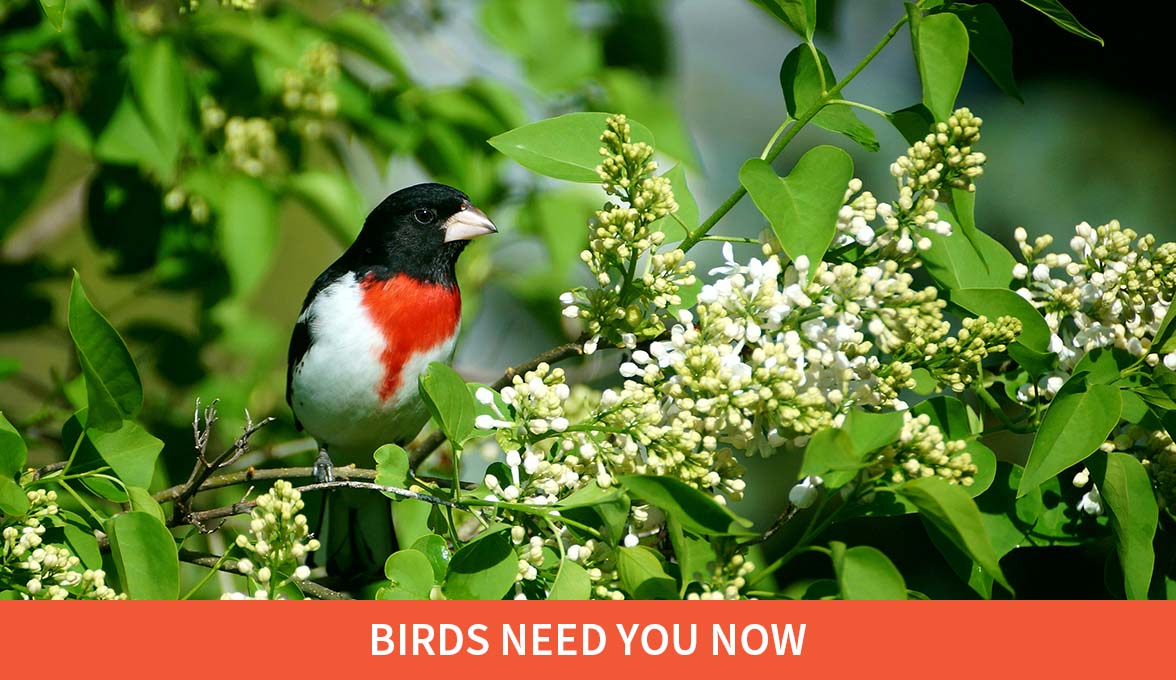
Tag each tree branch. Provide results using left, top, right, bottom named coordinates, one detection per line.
left=177, top=549, right=349, bottom=600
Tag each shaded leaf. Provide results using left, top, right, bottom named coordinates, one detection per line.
left=1019, top=0, right=1103, bottom=45
left=830, top=541, right=907, bottom=600
left=618, top=475, right=754, bottom=536
left=410, top=534, right=451, bottom=582
left=68, top=272, right=142, bottom=431
left=549, top=559, right=591, bottom=600
left=380, top=549, right=435, bottom=600
left=617, top=546, right=677, bottom=599
left=0, top=412, right=28, bottom=479
left=749, top=0, right=816, bottom=39
left=1088, top=453, right=1158, bottom=600
left=948, top=287, right=1051, bottom=352
left=949, top=3, right=1021, bottom=101
left=779, top=45, right=878, bottom=151
left=0, top=476, right=29, bottom=516
left=443, top=528, right=517, bottom=600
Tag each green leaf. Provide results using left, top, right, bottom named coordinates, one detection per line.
left=38, top=0, right=66, bottom=30
left=1018, top=0, right=1103, bottom=45
left=418, top=362, right=476, bottom=446
left=911, top=396, right=995, bottom=497
left=0, top=357, right=19, bottom=381
left=666, top=516, right=717, bottom=589
left=830, top=542, right=907, bottom=600
left=887, top=103, right=935, bottom=145
left=914, top=12, right=970, bottom=121
left=949, top=3, right=1021, bottom=101
left=286, top=172, right=367, bottom=246
left=443, top=528, right=517, bottom=600
left=105, top=511, right=179, bottom=599
left=618, top=475, right=754, bottom=536
left=68, top=272, right=142, bottom=431
left=488, top=112, right=655, bottom=183
left=899, top=477, right=1012, bottom=593
left=749, top=0, right=816, bottom=39
left=220, top=175, right=278, bottom=296
left=556, top=482, right=630, bottom=544
left=1153, top=301, right=1176, bottom=355
left=549, top=559, right=591, bottom=600
left=410, top=534, right=451, bottom=582
left=324, top=10, right=409, bottom=81
left=64, top=523, right=102, bottom=570
left=921, top=191, right=1017, bottom=290
left=947, top=288, right=1051, bottom=352
left=1018, top=378, right=1122, bottom=497
left=840, top=410, right=904, bottom=457
left=800, top=428, right=861, bottom=487
left=779, top=45, right=879, bottom=151
left=0, top=476, right=29, bottom=516
left=87, top=421, right=163, bottom=489
left=1088, top=453, right=1158, bottom=600
left=380, top=549, right=435, bottom=600
left=93, top=96, right=170, bottom=179
left=0, top=412, right=28, bottom=479
left=739, top=147, right=853, bottom=277
left=601, top=70, right=698, bottom=166
left=128, top=39, right=186, bottom=182
left=127, top=486, right=165, bottom=524
left=374, top=444, right=409, bottom=499
left=616, top=546, right=678, bottom=599
left=649, top=164, right=697, bottom=240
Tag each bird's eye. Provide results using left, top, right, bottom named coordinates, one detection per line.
left=413, top=208, right=436, bottom=224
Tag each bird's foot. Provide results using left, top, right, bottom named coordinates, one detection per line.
left=314, top=447, right=335, bottom=483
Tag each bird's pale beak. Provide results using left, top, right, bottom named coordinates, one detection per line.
left=443, top=204, right=497, bottom=243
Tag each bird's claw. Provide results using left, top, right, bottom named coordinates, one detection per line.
left=314, top=448, right=335, bottom=484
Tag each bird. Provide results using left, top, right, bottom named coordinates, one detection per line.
left=285, top=182, right=496, bottom=584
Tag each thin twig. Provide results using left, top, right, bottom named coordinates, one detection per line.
left=408, top=339, right=586, bottom=469
left=177, top=549, right=349, bottom=600
left=170, top=400, right=275, bottom=525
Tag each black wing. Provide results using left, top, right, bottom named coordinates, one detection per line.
left=286, top=315, right=311, bottom=431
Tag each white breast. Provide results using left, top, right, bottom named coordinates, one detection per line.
left=289, top=274, right=457, bottom=459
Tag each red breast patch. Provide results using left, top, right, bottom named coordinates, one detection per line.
left=360, top=273, right=461, bottom=401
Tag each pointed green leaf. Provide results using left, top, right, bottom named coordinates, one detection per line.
left=0, top=476, right=29, bottom=516
left=410, top=534, right=451, bottom=582
left=418, top=362, right=475, bottom=446
left=68, top=272, right=142, bottom=431
left=948, top=288, right=1051, bottom=352
left=105, top=511, right=179, bottom=599
left=127, top=486, right=165, bottom=524
left=914, top=13, right=970, bottom=121
left=840, top=409, right=904, bottom=457
left=649, top=164, right=697, bottom=240
left=87, top=421, right=163, bottom=489
left=830, top=541, right=908, bottom=600
left=129, top=38, right=186, bottom=182
left=38, top=0, right=66, bottom=30
left=949, top=3, right=1021, bottom=101
left=0, top=412, right=27, bottom=479
left=739, top=146, right=853, bottom=276
left=488, top=113, right=655, bottom=183
left=617, top=546, right=677, bottom=599
left=749, top=0, right=816, bottom=39
left=779, top=45, right=878, bottom=151
left=1019, top=0, right=1103, bottom=45
left=549, top=559, right=591, bottom=600
left=1018, top=378, right=1122, bottom=497
left=1088, top=452, right=1158, bottom=600
left=899, top=476, right=1012, bottom=592
left=618, top=475, right=754, bottom=536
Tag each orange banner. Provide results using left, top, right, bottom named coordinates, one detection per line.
left=1, top=601, right=1162, bottom=677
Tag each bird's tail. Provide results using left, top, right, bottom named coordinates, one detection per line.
left=308, top=487, right=398, bottom=590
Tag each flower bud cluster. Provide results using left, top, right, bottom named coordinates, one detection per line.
left=1, top=489, right=124, bottom=599
left=231, top=480, right=320, bottom=598
left=1014, top=220, right=1176, bottom=373
left=871, top=413, right=976, bottom=485
left=562, top=114, right=696, bottom=352
left=685, top=553, right=756, bottom=600
left=834, top=108, right=986, bottom=263
left=280, top=43, right=341, bottom=139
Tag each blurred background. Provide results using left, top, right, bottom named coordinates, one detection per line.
left=1, top=0, right=1169, bottom=596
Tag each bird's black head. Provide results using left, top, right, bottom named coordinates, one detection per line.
left=345, top=183, right=497, bottom=286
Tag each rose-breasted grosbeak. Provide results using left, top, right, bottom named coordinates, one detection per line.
left=286, top=183, right=495, bottom=582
